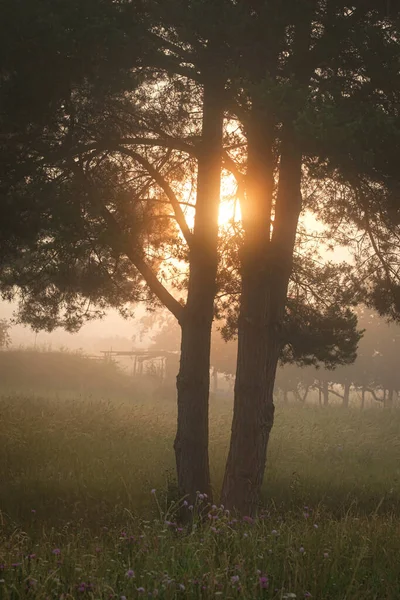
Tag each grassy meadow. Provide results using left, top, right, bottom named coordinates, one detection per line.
left=1, top=354, right=400, bottom=599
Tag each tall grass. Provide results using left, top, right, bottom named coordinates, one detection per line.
left=1, top=392, right=400, bottom=598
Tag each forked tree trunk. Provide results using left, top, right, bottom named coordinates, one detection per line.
left=221, top=4, right=314, bottom=516
left=221, top=125, right=302, bottom=515
left=174, top=72, right=224, bottom=504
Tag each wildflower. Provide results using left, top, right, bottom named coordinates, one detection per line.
left=198, top=493, right=205, bottom=501
left=212, top=504, right=217, bottom=510
left=151, top=489, right=156, bottom=495
left=271, top=529, right=279, bottom=536
left=313, top=524, right=318, bottom=529
left=77, top=583, right=86, bottom=592
left=243, top=533, right=248, bottom=538
left=323, top=552, right=329, bottom=558
left=121, top=596, right=127, bottom=600
left=95, top=547, right=102, bottom=553
left=259, top=576, right=269, bottom=589
left=231, top=575, right=240, bottom=584
left=126, top=569, right=135, bottom=579
left=299, top=547, right=305, bottom=554
left=12, top=563, right=22, bottom=568
left=188, top=505, right=194, bottom=511
left=52, top=549, right=61, bottom=555
left=304, top=593, right=312, bottom=598
left=243, top=515, right=253, bottom=524
left=303, top=512, right=309, bottom=519
left=137, top=587, right=145, bottom=593
left=178, top=584, right=185, bottom=591
left=31, top=509, right=36, bottom=514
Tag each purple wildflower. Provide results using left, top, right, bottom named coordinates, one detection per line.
left=126, top=569, right=135, bottom=579
left=52, top=549, right=61, bottom=555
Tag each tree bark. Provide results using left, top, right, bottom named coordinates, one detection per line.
left=342, top=382, right=351, bottom=408
left=174, top=72, right=224, bottom=504
left=221, top=122, right=303, bottom=516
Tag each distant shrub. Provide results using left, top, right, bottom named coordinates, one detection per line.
left=0, top=347, right=133, bottom=394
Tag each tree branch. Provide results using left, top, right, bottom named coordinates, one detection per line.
left=118, top=147, right=194, bottom=248
left=71, top=165, right=185, bottom=323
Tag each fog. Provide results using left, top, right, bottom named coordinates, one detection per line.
left=0, top=299, right=150, bottom=353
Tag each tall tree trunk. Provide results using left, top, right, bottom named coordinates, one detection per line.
left=174, top=73, right=224, bottom=504
left=221, top=123, right=303, bottom=515
left=361, top=386, right=365, bottom=410
left=342, top=382, right=351, bottom=408
left=384, top=388, right=394, bottom=408
left=318, top=383, right=322, bottom=407
left=212, top=367, right=218, bottom=394
left=323, top=380, right=329, bottom=406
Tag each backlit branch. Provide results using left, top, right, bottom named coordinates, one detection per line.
left=71, top=164, right=185, bottom=323
left=118, top=147, right=194, bottom=248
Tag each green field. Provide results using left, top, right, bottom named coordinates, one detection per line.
left=1, top=393, right=400, bottom=599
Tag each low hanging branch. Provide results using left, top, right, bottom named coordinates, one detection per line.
left=71, top=164, right=185, bottom=323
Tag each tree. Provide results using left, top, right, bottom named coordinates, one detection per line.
left=0, top=319, right=11, bottom=349
left=2, top=0, right=399, bottom=516
left=0, top=0, right=228, bottom=504
left=220, top=1, right=400, bottom=514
